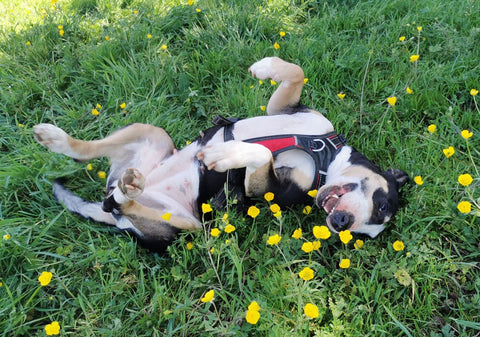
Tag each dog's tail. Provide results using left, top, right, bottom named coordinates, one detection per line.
left=53, top=179, right=116, bottom=225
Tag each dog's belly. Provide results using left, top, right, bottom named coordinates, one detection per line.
left=232, top=112, right=333, bottom=140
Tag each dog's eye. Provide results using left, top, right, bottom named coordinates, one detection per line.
left=378, top=202, right=389, bottom=213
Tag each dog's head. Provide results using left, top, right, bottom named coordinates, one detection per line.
left=316, top=148, right=409, bottom=238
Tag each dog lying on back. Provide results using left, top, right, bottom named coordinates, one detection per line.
left=34, top=57, right=408, bottom=252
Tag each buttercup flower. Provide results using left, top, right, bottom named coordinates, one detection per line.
left=339, top=258, right=351, bottom=269
left=339, top=230, right=353, bottom=244
left=45, top=321, right=60, bottom=336
left=427, top=124, right=436, bottom=133
left=313, top=225, right=331, bottom=240
left=292, top=228, right=302, bottom=239
left=38, top=271, right=53, bottom=286
left=96, top=103, right=102, bottom=109
left=337, top=93, right=346, bottom=99
left=312, top=241, right=321, bottom=250
left=270, top=204, right=281, bottom=213
left=354, top=239, right=364, bottom=249
left=91, top=108, right=99, bottom=116
left=299, top=267, right=314, bottom=281
left=202, top=203, right=213, bottom=213
left=274, top=42, right=280, bottom=50
left=119, top=102, right=126, bottom=109
left=301, top=242, right=314, bottom=253
left=303, top=78, right=309, bottom=84
left=246, top=309, right=260, bottom=324
left=457, top=201, right=472, bottom=214
left=210, top=228, right=221, bottom=237
left=200, top=289, right=215, bottom=303
left=399, top=36, right=406, bottom=42
left=414, top=176, right=424, bottom=185
left=410, top=54, right=420, bottom=62
left=3, top=234, right=11, bottom=240
left=470, top=89, right=479, bottom=96
left=224, top=224, right=236, bottom=233
left=458, top=174, right=473, bottom=187
left=264, top=192, right=274, bottom=201
left=161, top=44, right=168, bottom=51
left=161, top=212, right=171, bottom=221
left=260, top=105, right=266, bottom=111
left=86, top=163, right=93, bottom=171
left=279, top=31, right=286, bottom=37
left=307, top=189, right=318, bottom=197
left=147, top=34, right=152, bottom=39
left=248, top=301, right=261, bottom=311
left=461, top=130, right=473, bottom=139
left=186, top=242, right=194, bottom=250
left=387, top=96, right=397, bottom=107
left=247, top=205, right=260, bottom=218
left=443, top=146, right=454, bottom=158
left=270, top=80, right=277, bottom=86
left=303, top=205, right=312, bottom=214
left=267, top=234, right=282, bottom=246
left=417, top=26, right=423, bottom=32
left=222, top=213, right=229, bottom=222
left=406, top=86, right=413, bottom=94
left=97, top=171, right=106, bottom=179
left=304, top=303, right=319, bottom=318
left=105, top=36, right=110, bottom=41
left=273, top=211, right=282, bottom=218
left=393, top=240, right=405, bottom=251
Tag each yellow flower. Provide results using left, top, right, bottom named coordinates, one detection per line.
left=210, top=247, right=215, bottom=253
left=427, top=124, right=436, bottom=133
left=461, top=130, right=473, bottom=139
left=201, top=203, right=213, bottom=213
left=337, top=93, right=346, bottom=99
left=470, top=89, right=479, bottom=96
left=443, top=146, right=455, bottom=158
left=260, top=105, right=266, bottom=111
left=188, top=0, right=194, bottom=5
left=133, top=10, right=138, bottom=14
left=270, top=80, right=277, bottom=85
left=299, top=267, right=314, bottom=281
left=59, top=29, right=64, bottom=36
left=222, top=213, right=229, bottom=222
left=247, top=205, right=260, bottom=218
left=147, top=34, right=152, bottom=39
left=161, top=44, right=168, bottom=51
left=399, top=36, right=406, bottom=42
left=86, top=163, right=93, bottom=171
left=303, top=78, right=309, bottom=84
left=97, top=171, right=106, bottom=179
left=119, top=102, right=126, bottom=109
left=406, top=86, right=413, bottom=94
left=313, top=225, right=331, bottom=240
left=58, top=25, right=63, bottom=30
left=457, top=201, right=472, bottom=214
left=264, top=192, right=274, bottom=201
left=225, top=239, right=231, bottom=244
left=303, top=205, right=312, bottom=214
left=301, top=242, right=314, bottom=253
left=200, top=289, right=215, bottom=303
left=291, top=228, right=302, bottom=239
left=161, top=212, right=171, bottom=221
left=3, top=234, right=11, bottom=240
left=186, top=242, right=194, bottom=250
left=45, top=321, right=60, bottom=336
left=393, top=240, right=405, bottom=251
left=248, top=301, right=261, bottom=311
left=339, top=230, right=353, bottom=244
left=410, top=54, right=420, bottom=62
left=312, top=241, right=321, bottom=250
left=245, top=309, right=260, bottom=324
left=26, top=41, right=31, bottom=46
left=279, top=31, right=286, bottom=37
left=196, top=8, right=201, bottom=12
left=414, top=175, right=424, bottom=185
left=273, top=211, right=282, bottom=218
left=105, top=36, right=110, bottom=41
left=339, top=258, right=351, bottom=269
left=258, top=80, right=263, bottom=85
left=304, top=303, right=319, bottom=318
left=417, top=26, right=423, bottom=32
left=224, top=224, right=236, bottom=233
left=91, top=108, right=99, bottom=116
left=270, top=203, right=281, bottom=213
left=387, top=96, right=397, bottom=106
left=210, top=228, right=221, bottom=237
left=354, top=239, right=364, bottom=249
left=267, top=234, right=282, bottom=246
left=307, top=189, right=318, bottom=197
left=96, top=103, right=102, bottom=109
left=458, top=174, right=473, bottom=187
left=274, top=42, right=280, bottom=50
left=38, top=271, right=53, bottom=286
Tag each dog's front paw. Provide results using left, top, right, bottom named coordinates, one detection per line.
left=119, top=168, right=145, bottom=199
left=33, top=123, right=72, bottom=154
left=248, top=57, right=280, bottom=81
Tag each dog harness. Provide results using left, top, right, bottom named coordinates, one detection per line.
left=212, top=115, right=347, bottom=190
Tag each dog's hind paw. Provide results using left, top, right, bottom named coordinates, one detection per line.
left=119, top=168, right=145, bottom=199
left=248, top=57, right=279, bottom=81
left=33, top=123, right=74, bottom=155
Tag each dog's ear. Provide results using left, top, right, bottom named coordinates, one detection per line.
left=385, top=168, right=409, bottom=189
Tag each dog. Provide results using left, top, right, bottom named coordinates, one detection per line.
left=33, top=57, right=409, bottom=252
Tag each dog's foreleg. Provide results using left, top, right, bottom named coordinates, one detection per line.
left=197, top=141, right=277, bottom=197
left=248, top=57, right=305, bottom=115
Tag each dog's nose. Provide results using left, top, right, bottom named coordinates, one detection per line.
left=330, top=211, right=354, bottom=231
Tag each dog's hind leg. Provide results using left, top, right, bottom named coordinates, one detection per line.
left=248, top=57, right=305, bottom=115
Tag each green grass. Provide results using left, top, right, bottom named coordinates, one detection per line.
left=1, top=0, right=479, bottom=335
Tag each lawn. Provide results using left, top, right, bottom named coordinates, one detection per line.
left=1, top=0, right=479, bottom=336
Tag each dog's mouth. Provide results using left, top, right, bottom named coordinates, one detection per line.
left=317, top=183, right=358, bottom=215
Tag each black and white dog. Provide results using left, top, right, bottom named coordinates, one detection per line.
left=34, top=57, right=409, bottom=252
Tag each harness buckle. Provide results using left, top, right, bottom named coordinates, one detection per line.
left=310, top=138, right=326, bottom=152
